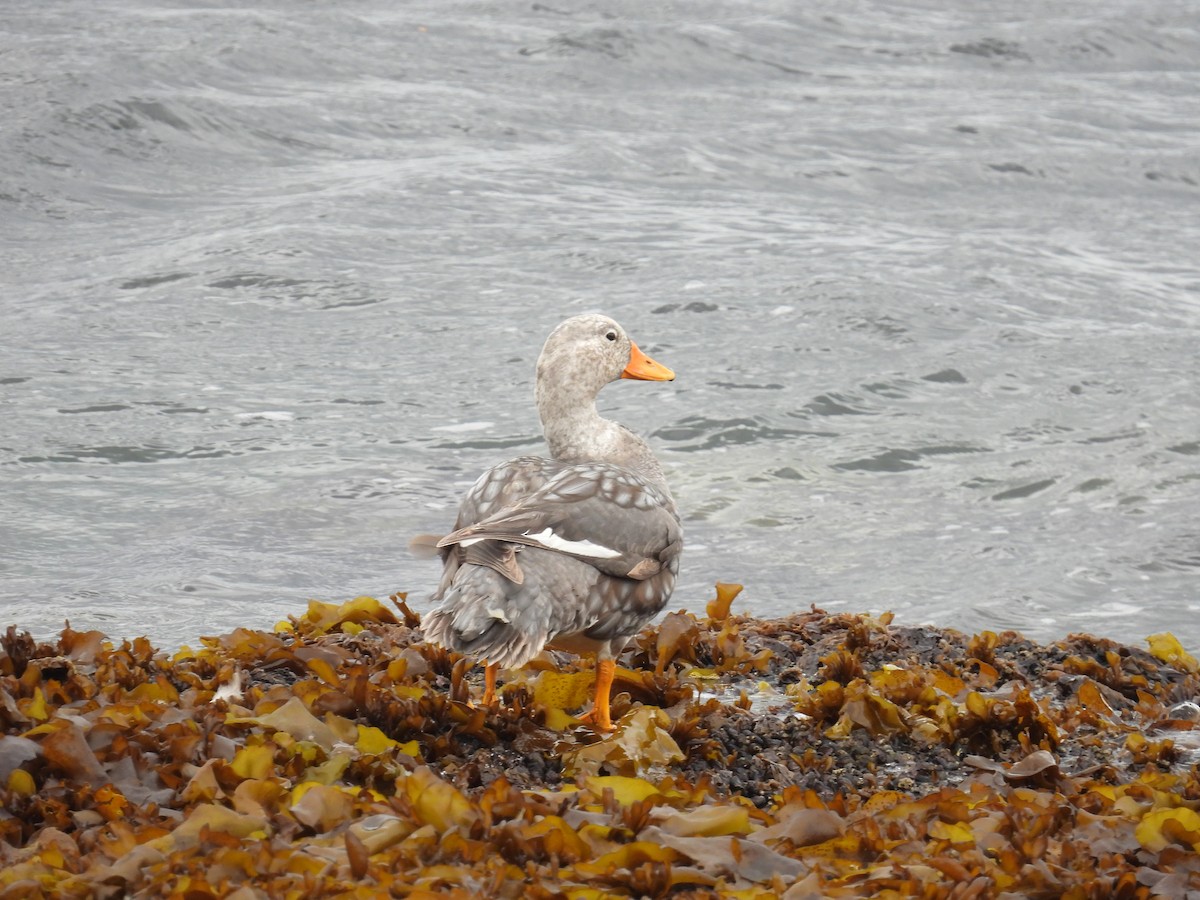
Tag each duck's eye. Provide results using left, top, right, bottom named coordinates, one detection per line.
left=605, top=331, right=617, bottom=342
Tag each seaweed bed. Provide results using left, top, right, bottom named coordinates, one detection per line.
left=2, top=584, right=1200, bottom=899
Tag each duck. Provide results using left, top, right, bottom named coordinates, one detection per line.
left=419, top=313, right=682, bottom=731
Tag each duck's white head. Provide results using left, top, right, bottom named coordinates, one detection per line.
left=535, top=314, right=674, bottom=474
left=536, top=314, right=673, bottom=401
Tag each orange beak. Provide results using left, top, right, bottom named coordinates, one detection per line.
left=621, top=340, right=675, bottom=382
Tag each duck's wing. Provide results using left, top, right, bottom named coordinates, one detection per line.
left=453, top=455, right=565, bottom=527
left=419, top=456, right=564, bottom=596
left=437, top=462, right=681, bottom=582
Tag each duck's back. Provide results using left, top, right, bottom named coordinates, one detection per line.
left=427, top=455, right=563, bottom=602
left=423, top=454, right=682, bottom=670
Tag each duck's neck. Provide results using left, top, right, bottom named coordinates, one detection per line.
left=538, top=393, right=668, bottom=489
left=539, top=397, right=611, bottom=462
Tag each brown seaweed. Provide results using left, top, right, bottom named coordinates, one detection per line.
left=1, top=588, right=1198, bottom=898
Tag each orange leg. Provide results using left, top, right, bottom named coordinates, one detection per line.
left=482, top=663, right=499, bottom=706
left=584, top=658, right=616, bottom=732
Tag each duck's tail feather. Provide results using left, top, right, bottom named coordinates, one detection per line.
left=421, top=567, right=547, bottom=669
left=408, top=534, right=443, bottom=559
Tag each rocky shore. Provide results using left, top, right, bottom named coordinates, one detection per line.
left=2, top=586, right=1198, bottom=898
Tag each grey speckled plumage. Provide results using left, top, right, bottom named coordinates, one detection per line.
left=420, top=315, right=682, bottom=682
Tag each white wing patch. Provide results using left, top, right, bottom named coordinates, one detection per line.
left=524, top=527, right=621, bottom=559
left=487, top=607, right=511, bottom=623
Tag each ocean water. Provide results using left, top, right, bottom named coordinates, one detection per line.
left=3, top=0, right=1198, bottom=652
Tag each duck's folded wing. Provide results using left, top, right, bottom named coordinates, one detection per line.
left=415, top=455, right=564, bottom=596
left=437, top=462, right=681, bottom=581
left=452, top=455, right=565, bottom=529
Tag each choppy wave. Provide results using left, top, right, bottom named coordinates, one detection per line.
left=2, top=0, right=1198, bottom=651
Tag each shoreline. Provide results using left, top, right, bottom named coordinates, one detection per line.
left=2, top=586, right=1198, bottom=897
